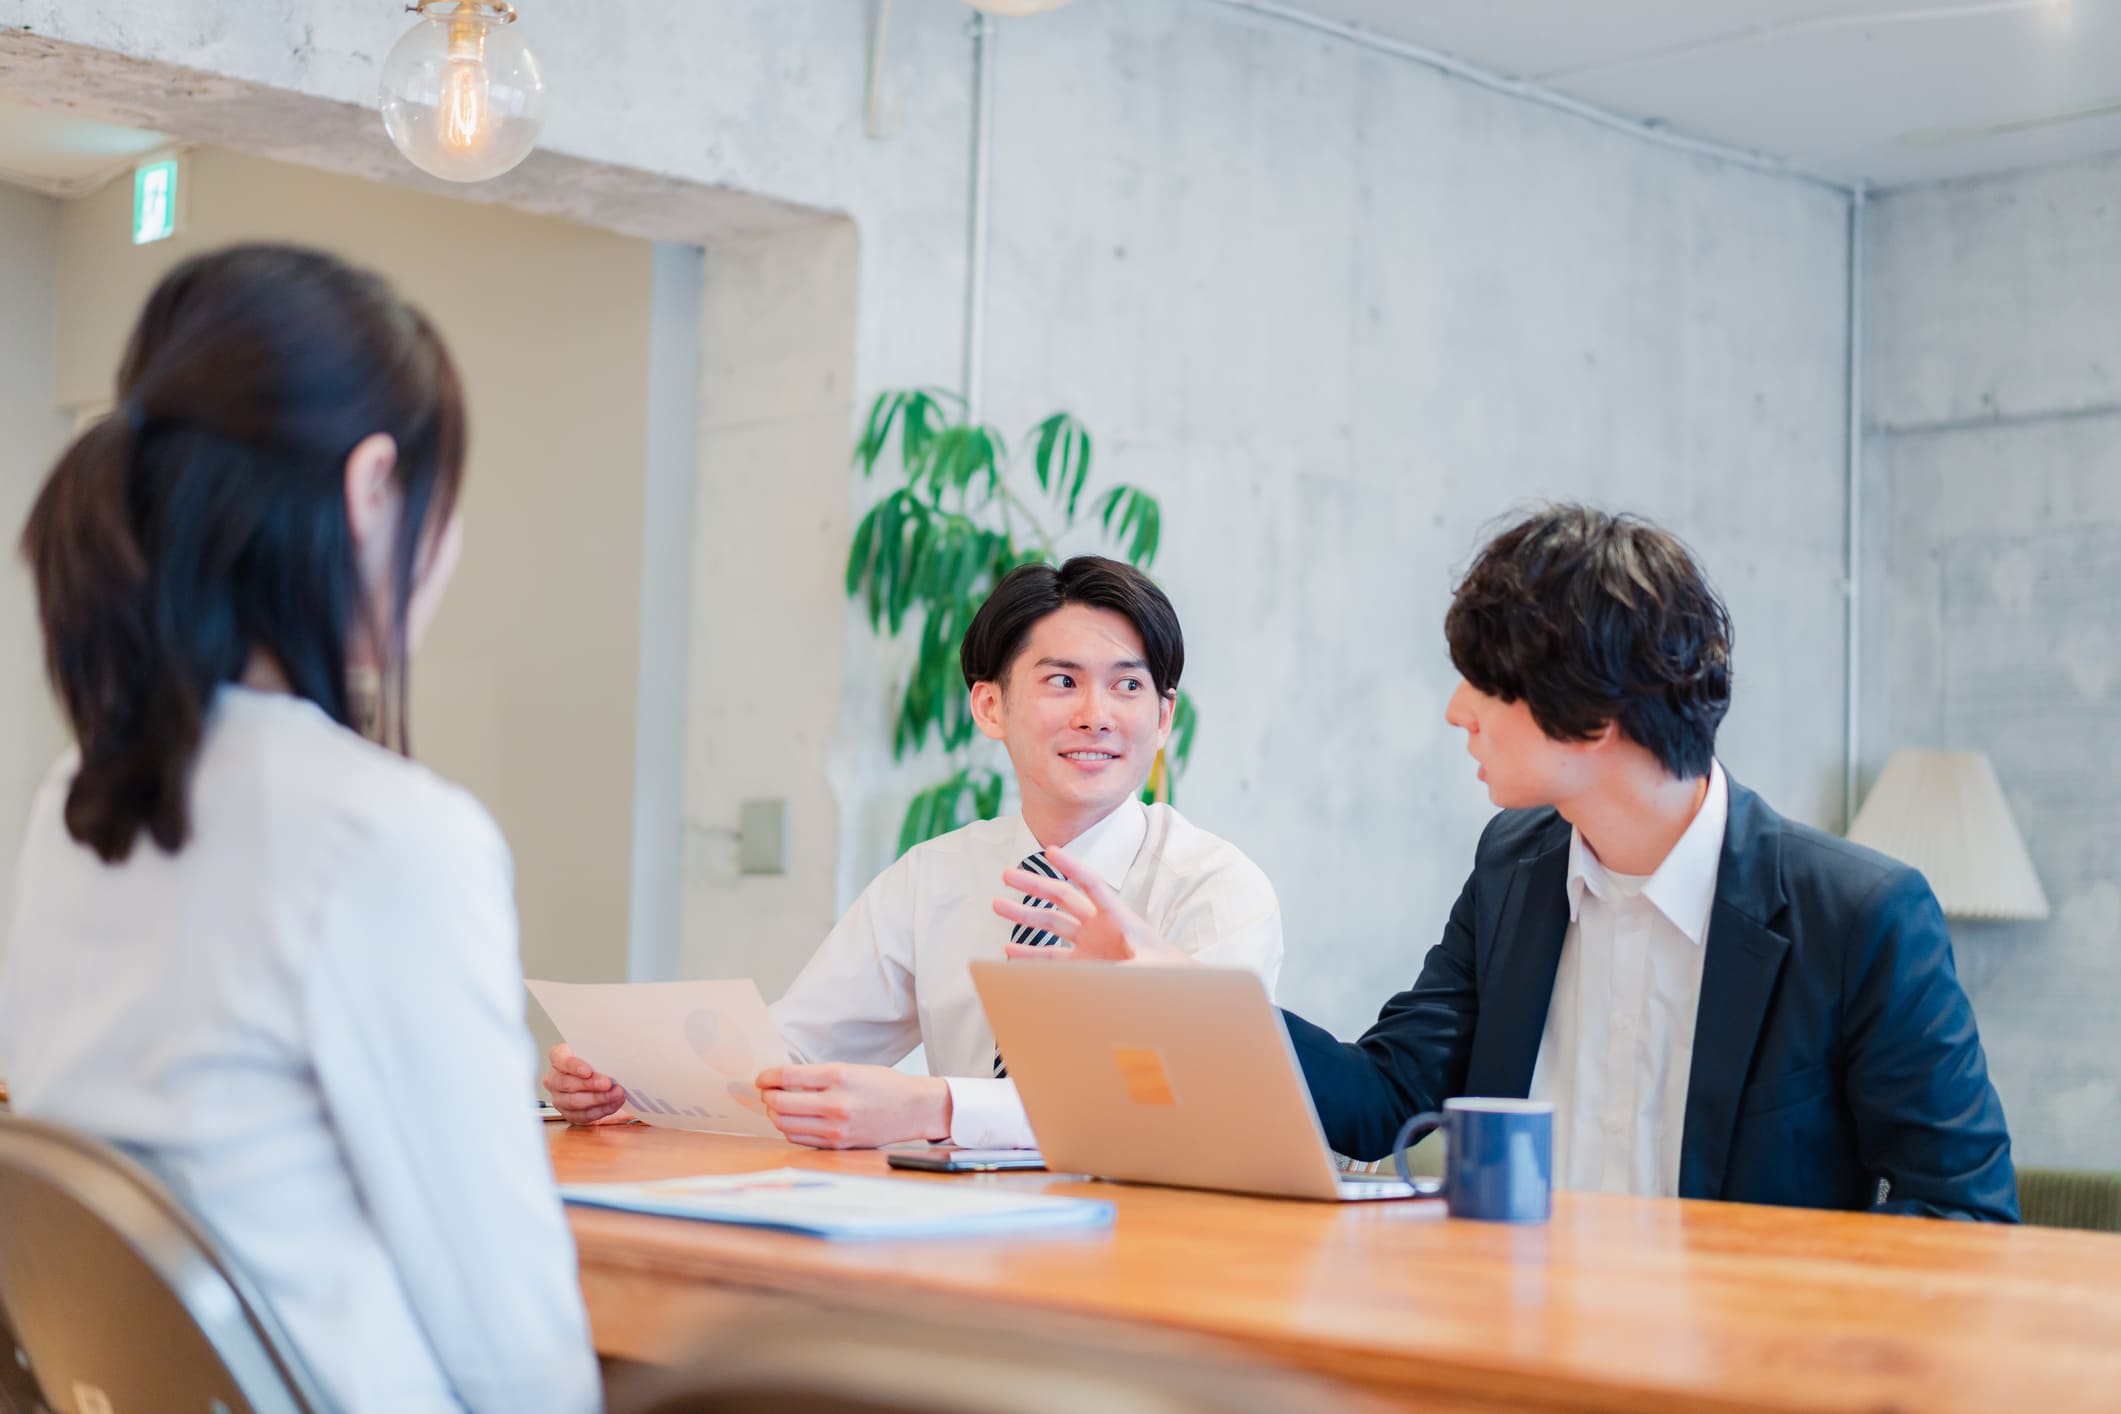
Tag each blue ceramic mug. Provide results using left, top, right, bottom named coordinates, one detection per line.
left=1391, top=1097, right=1553, bottom=1222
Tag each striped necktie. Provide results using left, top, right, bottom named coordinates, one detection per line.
left=994, top=850, right=1063, bottom=1078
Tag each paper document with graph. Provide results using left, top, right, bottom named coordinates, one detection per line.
left=562, top=1167, right=1117, bottom=1240
left=526, top=978, right=790, bottom=1139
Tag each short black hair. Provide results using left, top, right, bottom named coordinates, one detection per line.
left=1445, top=504, right=1732, bottom=780
left=960, top=556, right=1184, bottom=697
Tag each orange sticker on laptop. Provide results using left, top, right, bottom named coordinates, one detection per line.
left=1112, top=1046, right=1178, bottom=1107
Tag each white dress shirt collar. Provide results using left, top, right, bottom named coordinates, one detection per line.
left=1565, top=761, right=1729, bottom=947
left=1010, top=797, right=1149, bottom=890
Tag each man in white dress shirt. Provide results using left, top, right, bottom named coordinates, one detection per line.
left=546, top=556, right=1282, bottom=1149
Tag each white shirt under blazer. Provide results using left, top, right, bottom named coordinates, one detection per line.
left=770, top=797, right=1284, bottom=1149
left=1529, top=762, right=1730, bottom=1198
left=0, top=688, right=600, bottom=1413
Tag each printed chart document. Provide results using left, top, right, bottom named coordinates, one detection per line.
left=561, top=1167, right=1117, bottom=1240
left=527, top=979, right=789, bottom=1139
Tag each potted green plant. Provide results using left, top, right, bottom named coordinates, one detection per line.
left=846, top=388, right=1197, bottom=853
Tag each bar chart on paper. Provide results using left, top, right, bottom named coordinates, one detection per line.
left=527, top=979, right=792, bottom=1139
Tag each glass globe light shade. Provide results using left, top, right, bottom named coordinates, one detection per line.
left=380, top=2, right=547, bottom=183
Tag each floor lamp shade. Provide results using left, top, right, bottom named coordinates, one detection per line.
left=1846, top=749, right=2050, bottom=920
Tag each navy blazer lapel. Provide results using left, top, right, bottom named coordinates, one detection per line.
left=1465, top=829, right=1571, bottom=1098
left=1679, top=778, right=1792, bottom=1200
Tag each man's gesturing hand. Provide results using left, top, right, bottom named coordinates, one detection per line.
left=992, top=846, right=1194, bottom=965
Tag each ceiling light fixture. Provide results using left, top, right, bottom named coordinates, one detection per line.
left=380, top=1, right=547, bottom=183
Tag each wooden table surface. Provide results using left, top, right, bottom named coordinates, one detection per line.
left=553, top=1125, right=2121, bottom=1413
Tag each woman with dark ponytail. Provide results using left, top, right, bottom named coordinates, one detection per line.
left=0, top=245, right=599, bottom=1411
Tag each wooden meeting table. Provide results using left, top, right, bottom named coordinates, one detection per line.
left=552, top=1124, right=2121, bottom=1412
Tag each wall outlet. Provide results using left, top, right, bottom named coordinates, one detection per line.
left=738, top=799, right=789, bottom=876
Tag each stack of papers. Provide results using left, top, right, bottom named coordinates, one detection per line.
left=562, top=1168, right=1117, bottom=1241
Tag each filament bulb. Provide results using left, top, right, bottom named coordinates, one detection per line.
left=380, top=3, right=546, bottom=183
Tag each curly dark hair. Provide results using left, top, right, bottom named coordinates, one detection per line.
left=1444, top=505, right=1732, bottom=780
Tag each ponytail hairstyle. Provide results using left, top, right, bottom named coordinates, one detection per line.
left=20, top=243, right=468, bottom=863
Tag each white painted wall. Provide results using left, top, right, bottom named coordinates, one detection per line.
left=0, top=179, right=70, bottom=967
left=1, top=1, right=1856, bottom=1042
left=1865, top=154, right=2121, bottom=1169
left=50, top=147, right=659, bottom=1028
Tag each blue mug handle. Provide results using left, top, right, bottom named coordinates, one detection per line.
left=1392, top=1111, right=1449, bottom=1194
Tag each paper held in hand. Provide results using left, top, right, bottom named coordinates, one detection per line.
left=527, top=978, right=790, bottom=1139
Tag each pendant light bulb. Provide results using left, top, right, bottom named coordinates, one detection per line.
left=438, top=26, right=492, bottom=156
left=381, top=1, right=547, bottom=183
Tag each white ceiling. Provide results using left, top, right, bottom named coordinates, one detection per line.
left=3, top=6, right=2118, bottom=193
left=0, top=95, right=170, bottom=197
left=1290, top=0, right=2121, bottom=187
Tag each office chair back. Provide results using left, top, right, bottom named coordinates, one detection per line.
left=0, top=1113, right=325, bottom=1414
left=2017, top=1167, right=2121, bottom=1234
left=613, top=1309, right=1378, bottom=1414
left=0, top=1305, right=39, bottom=1414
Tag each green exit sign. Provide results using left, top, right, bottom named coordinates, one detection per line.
left=132, top=158, right=179, bottom=245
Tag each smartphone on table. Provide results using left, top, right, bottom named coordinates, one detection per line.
left=885, top=1146, right=1047, bottom=1173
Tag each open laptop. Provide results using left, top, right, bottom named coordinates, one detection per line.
left=970, top=961, right=1433, bottom=1203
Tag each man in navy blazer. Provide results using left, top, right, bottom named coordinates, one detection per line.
left=1000, top=505, right=2015, bottom=1221
left=1280, top=774, right=2017, bottom=1219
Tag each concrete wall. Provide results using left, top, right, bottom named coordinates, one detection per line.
left=968, top=5, right=1853, bottom=1035
left=627, top=241, right=705, bottom=985
left=1, top=1, right=1856, bottom=1042
left=682, top=221, right=859, bottom=996
left=0, top=180, right=70, bottom=964
left=52, top=147, right=658, bottom=1014
left=1865, top=155, right=2121, bottom=1169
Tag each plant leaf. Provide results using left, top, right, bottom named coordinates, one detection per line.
left=898, top=768, right=963, bottom=855
left=845, top=498, right=880, bottom=598
left=977, top=426, right=1006, bottom=504
left=1169, top=692, right=1197, bottom=766
left=1133, top=492, right=1161, bottom=566
left=901, top=390, right=942, bottom=473
left=854, top=391, right=904, bottom=477
left=1096, top=485, right=1125, bottom=534
left=1093, top=483, right=1163, bottom=567
left=925, top=425, right=963, bottom=504
left=868, top=491, right=902, bottom=629
left=896, top=760, right=1010, bottom=854
left=972, top=767, right=1005, bottom=820
left=889, top=506, right=933, bottom=635
left=1032, top=414, right=1064, bottom=496
left=1066, top=423, right=1093, bottom=522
